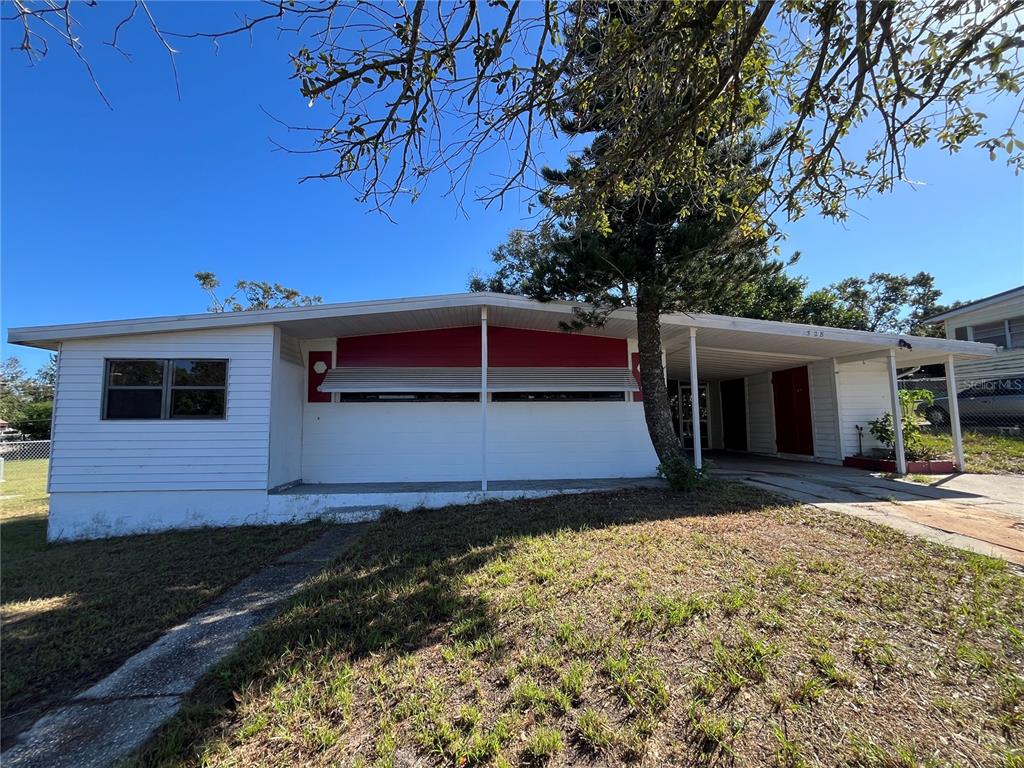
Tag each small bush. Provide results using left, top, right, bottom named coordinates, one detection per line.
left=867, top=388, right=940, bottom=461
left=657, top=453, right=708, bottom=492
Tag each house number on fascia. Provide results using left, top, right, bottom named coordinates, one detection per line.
left=805, top=330, right=826, bottom=338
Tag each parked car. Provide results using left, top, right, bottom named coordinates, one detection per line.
left=923, top=377, right=1024, bottom=428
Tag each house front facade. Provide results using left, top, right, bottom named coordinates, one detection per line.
left=8, top=293, right=994, bottom=541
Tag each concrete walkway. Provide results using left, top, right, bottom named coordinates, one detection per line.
left=1, top=525, right=361, bottom=768
left=714, top=455, right=1024, bottom=566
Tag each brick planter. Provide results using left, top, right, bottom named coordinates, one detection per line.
left=843, top=456, right=957, bottom=474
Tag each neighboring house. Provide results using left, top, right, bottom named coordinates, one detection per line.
left=922, top=286, right=1024, bottom=428
left=926, top=285, right=1024, bottom=381
left=7, top=293, right=993, bottom=541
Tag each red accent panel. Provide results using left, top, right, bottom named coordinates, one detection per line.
left=631, top=352, right=643, bottom=402
left=488, top=327, right=627, bottom=367
left=337, top=327, right=481, bottom=367
left=772, top=366, right=814, bottom=455
left=308, top=351, right=332, bottom=403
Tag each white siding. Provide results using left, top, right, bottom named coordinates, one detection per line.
left=808, top=360, right=841, bottom=461
left=487, top=400, right=657, bottom=480
left=50, top=326, right=274, bottom=492
left=746, top=373, right=774, bottom=454
left=269, top=328, right=304, bottom=488
left=943, top=296, right=1024, bottom=340
left=302, top=402, right=482, bottom=482
left=954, top=349, right=1024, bottom=382
left=836, top=359, right=890, bottom=456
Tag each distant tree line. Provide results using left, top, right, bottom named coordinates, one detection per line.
left=472, top=232, right=954, bottom=338
left=0, top=357, right=56, bottom=440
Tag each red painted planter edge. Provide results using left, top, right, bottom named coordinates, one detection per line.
left=842, top=456, right=957, bottom=474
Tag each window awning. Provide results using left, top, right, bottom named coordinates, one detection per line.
left=318, top=367, right=639, bottom=393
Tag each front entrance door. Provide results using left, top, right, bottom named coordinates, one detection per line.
left=772, top=366, right=814, bottom=456
left=720, top=379, right=747, bottom=451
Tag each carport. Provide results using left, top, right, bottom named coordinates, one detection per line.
left=657, top=313, right=995, bottom=474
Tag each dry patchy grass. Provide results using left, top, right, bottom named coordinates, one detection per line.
left=918, top=431, right=1024, bottom=474
left=132, top=483, right=1023, bottom=768
left=0, top=460, right=325, bottom=742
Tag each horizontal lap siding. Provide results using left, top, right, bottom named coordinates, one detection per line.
left=808, top=360, right=840, bottom=460
left=486, top=401, right=657, bottom=480
left=746, top=373, right=774, bottom=454
left=50, top=326, right=274, bottom=492
left=836, top=359, right=890, bottom=455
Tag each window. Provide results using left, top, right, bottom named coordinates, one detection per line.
left=104, top=359, right=227, bottom=419
left=336, top=392, right=479, bottom=402
left=971, top=321, right=1008, bottom=347
left=491, top=392, right=626, bottom=402
left=1008, top=317, right=1024, bottom=349
left=953, top=326, right=968, bottom=341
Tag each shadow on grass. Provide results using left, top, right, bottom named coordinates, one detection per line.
left=133, top=482, right=780, bottom=766
left=0, top=510, right=323, bottom=747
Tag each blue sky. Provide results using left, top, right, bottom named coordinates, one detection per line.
left=3, top=3, right=1022, bottom=372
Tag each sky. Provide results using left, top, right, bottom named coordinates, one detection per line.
left=3, top=3, right=1023, bottom=372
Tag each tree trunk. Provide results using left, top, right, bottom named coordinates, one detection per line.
left=635, top=294, right=684, bottom=465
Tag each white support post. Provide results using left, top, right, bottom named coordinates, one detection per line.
left=689, top=327, right=703, bottom=470
left=480, top=307, right=488, bottom=491
left=945, top=354, right=965, bottom=472
left=886, top=350, right=907, bottom=475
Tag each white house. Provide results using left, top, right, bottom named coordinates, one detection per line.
left=8, top=293, right=994, bottom=541
left=925, top=285, right=1024, bottom=381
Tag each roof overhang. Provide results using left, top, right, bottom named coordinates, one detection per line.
left=923, top=285, right=1024, bottom=323
left=7, top=292, right=995, bottom=380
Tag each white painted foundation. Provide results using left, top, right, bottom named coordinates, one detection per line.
left=47, top=484, right=657, bottom=541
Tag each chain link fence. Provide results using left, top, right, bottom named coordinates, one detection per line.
left=899, top=374, right=1023, bottom=473
left=0, top=440, right=52, bottom=461
left=900, top=376, right=1024, bottom=434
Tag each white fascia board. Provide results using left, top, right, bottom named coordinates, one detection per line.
left=5, top=293, right=526, bottom=348
left=923, top=285, right=1024, bottom=323
left=5, top=290, right=996, bottom=362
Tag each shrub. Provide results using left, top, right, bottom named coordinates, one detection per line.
left=867, top=389, right=939, bottom=461
left=656, top=453, right=708, bottom=491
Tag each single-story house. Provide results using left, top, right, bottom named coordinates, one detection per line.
left=925, top=284, right=1023, bottom=382
left=8, top=292, right=994, bottom=541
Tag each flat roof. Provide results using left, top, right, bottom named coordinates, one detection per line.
left=924, top=285, right=1024, bottom=323
left=7, top=292, right=995, bottom=378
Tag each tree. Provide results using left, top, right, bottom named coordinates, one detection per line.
left=712, top=267, right=865, bottom=329
left=829, top=272, right=944, bottom=335
left=195, top=272, right=323, bottom=313
left=1, top=356, right=57, bottom=433
left=12, top=401, right=53, bottom=440
left=7, top=2, right=1023, bottom=222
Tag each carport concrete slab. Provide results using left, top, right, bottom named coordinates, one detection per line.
left=1, top=525, right=360, bottom=768
left=714, top=455, right=1024, bottom=566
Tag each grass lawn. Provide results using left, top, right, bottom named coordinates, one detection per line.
left=133, top=483, right=1023, bottom=768
left=918, top=431, right=1024, bottom=474
left=0, top=459, right=326, bottom=739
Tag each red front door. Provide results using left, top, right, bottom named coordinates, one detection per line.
left=772, top=366, right=814, bottom=456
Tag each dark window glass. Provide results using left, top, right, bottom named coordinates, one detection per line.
left=108, top=360, right=164, bottom=386
left=1008, top=317, right=1024, bottom=349
left=106, top=388, right=163, bottom=419
left=173, top=360, right=227, bottom=386
left=104, top=358, right=228, bottom=420
left=972, top=321, right=1007, bottom=347
left=171, top=389, right=226, bottom=418
left=492, top=392, right=626, bottom=402
left=953, top=326, right=968, bottom=341
left=336, top=392, right=479, bottom=402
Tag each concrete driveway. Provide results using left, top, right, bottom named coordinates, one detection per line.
left=712, top=455, right=1024, bottom=566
